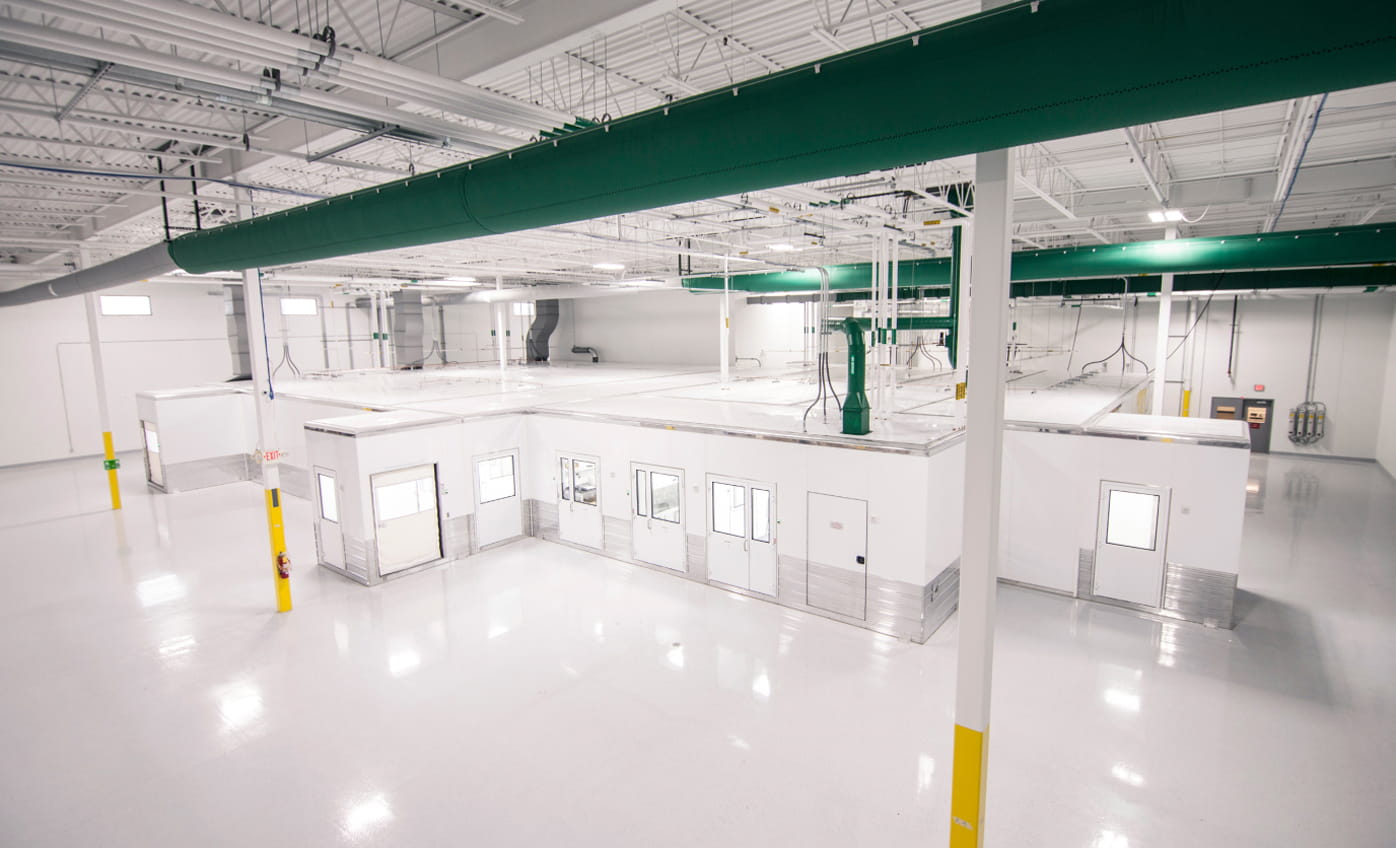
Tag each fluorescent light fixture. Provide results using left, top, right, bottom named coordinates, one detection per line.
left=1148, top=209, right=1185, bottom=223
left=593, top=262, right=625, bottom=271
left=768, top=243, right=800, bottom=252
left=442, top=276, right=477, bottom=283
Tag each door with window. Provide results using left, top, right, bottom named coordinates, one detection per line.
left=631, top=463, right=685, bottom=571
left=706, top=475, right=777, bottom=596
left=141, top=421, right=164, bottom=488
left=558, top=453, right=603, bottom=549
left=474, top=450, right=522, bottom=548
left=1093, top=481, right=1171, bottom=607
left=314, top=468, right=345, bottom=568
left=371, top=464, right=442, bottom=576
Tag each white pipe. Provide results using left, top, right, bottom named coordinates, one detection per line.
left=1150, top=224, right=1177, bottom=415
left=720, top=255, right=731, bottom=384
left=494, top=274, right=507, bottom=376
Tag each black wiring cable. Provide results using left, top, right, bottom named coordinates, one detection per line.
left=1165, top=289, right=1218, bottom=360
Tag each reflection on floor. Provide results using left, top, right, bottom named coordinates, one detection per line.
left=0, top=452, right=1392, bottom=846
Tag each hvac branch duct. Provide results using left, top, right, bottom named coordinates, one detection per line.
left=526, top=299, right=559, bottom=362
left=1, top=0, right=1392, bottom=307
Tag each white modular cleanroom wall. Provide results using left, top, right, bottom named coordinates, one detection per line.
left=134, top=386, right=255, bottom=492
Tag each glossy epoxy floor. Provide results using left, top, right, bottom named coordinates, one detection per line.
left=1, top=454, right=1393, bottom=846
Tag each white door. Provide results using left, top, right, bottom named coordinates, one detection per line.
left=474, top=450, right=522, bottom=548
left=371, top=464, right=442, bottom=576
left=314, top=468, right=345, bottom=568
left=1093, top=481, right=1171, bottom=607
left=631, top=463, right=686, bottom=572
left=706, top=476, right=777, bottom=596
left=557, top=454, right=603, bottom=549
left=142, top=421, right=164, bottom=488
left=806, top=493, right=868, bottom=620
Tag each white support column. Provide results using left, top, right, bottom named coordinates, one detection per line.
left=948, top=145, right=1015, bottom=848
left=367, top=290, right=380, bottom=368
left=79, top=245, right=121, bottom=511
left=494, top=273, right=507, bottom=377
left=890, top=235, right=900, bottom=410
left=720, top=255, right=731, bottom=384
left=1150, top=224, right=1178, bottom=415
left=237, top=189, right=292, bottom=613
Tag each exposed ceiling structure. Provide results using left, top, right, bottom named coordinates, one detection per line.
left=1, top=0, right=1393, bottom=294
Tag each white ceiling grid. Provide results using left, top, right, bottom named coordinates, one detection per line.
left=0, top=0, right=1391, bottom=291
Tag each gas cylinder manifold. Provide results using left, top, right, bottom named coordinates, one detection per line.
left=1288, top=400, right=1327, bottom=445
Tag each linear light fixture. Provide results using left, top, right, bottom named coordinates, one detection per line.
left=1148, top=210, right=1185, bottom=223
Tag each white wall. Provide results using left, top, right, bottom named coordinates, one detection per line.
left=552, top=290, right=720, bottom=365
left=1377, top=306, right=1396, bottom=476
left=1005, top=290, right=1396, bottom=459
left=0, top=281, right=231, bottom=467
left=1000, top=429, right=1249, bottom=594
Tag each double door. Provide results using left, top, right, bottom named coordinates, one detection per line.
left=558, top=453, right=603, bottom=549
left=632, top=463, right=685, bottom=571
left=706, top=475, right=776, bottom=596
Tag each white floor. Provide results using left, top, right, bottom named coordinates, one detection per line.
left=1, top=452, right=1393, bottom=846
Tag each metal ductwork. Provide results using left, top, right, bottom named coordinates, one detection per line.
left=1, top=0, right=1392, bottom=306
left=392, top=289, right=426, bottom=369
left=527, top=299, right=559, bottom=362
left=840, top=318, right=870, bottom=436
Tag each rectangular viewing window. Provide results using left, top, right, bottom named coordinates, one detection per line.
left=635, top=469, right=648, bottom=517
left=317, top=473, right=338, bottom=522
left=650, top=472, right=680, bottom=524
left=1105, top=490, right=1160, bottom=551
left=560, top=458, right=572, bottom=501
left=751, top=488, right=771, bottom=543
left=712, top=482, right=745, bottom=538
left=100, top=295, right=151, bottom=316
left=280, top=297, right=318, bottom=316
left=572, top=460, right=598, bottom=506
left=478, top=455, right=516, bottom=503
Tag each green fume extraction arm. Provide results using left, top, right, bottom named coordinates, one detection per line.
left=841, top=317, right=871, bottom=436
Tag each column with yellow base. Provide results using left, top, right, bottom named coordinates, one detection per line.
left=948, top=139, right=1014, bottom=847
left=238, top=188, right=292, bottom=613
left=82, top=280, right=121, bottom=511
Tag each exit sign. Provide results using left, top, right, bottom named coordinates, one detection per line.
left=1254, top=384, right=1266, bottom=392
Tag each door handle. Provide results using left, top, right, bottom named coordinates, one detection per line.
left=743, top=539, right=749, bottom=552
left=647, top=518, right=653, bottom=530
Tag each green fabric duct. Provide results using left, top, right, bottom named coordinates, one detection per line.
left=167, top=0, right=1396, bottom=274
left=682, top=224, right=1396, bottom=293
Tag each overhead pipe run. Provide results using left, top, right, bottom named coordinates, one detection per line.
left=1, top=0, right=1393, bottom=306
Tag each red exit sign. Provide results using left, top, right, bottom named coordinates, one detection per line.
left=1254, top=384, right=1266, bottom=392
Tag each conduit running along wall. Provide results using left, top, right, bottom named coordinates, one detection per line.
left=1, top=0, right=1393, bottom=306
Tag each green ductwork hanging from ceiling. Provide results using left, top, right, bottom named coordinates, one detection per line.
left=681, top=224, right=1396, bottom=293
left=164, top=0, right=1396, bottom=274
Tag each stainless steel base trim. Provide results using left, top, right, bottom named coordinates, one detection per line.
left=160, top=454, right=253, bottom=492
left=1074, top=546, right=1236, bottom=629
left=441, top=513, right=473, bottom=560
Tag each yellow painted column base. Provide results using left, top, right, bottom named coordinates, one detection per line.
left=1181, top=388, right=1192, bottom=417
left=949, top=723, right=988, bottom=847
left=264, top=487, right=293, bottom=613
left=101, top=431, right=121, bottom=510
